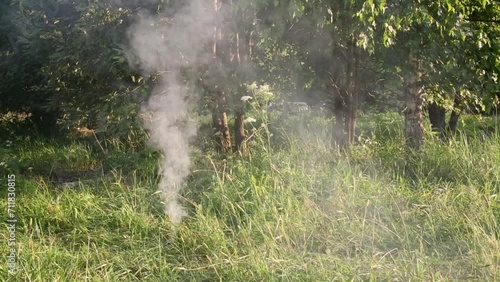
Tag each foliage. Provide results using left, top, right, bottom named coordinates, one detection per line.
left=1, top=1, right=499, bottom=279
left=358, top=0, right=500, bottom=109
left=1, top=0, right=498, bottom=145
left=0, top=0, right=157, bottom=141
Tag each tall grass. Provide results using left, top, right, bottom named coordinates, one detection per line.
left=0, top=113, right=498, bottom=281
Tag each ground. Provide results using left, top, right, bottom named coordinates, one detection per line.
left=0, top=112, right=499, bottom=281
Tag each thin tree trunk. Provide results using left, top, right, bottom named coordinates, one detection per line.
left=404, top=75, right=425, bottom=149
left=347, top=107, right=357, bottom=143
left=339, top=39, right=361, bottom=145
left=232, top=23, right=253, bottom=153
left=448, top=110, right=460, bottom=135
left=211, top=0, right=231, bottom=153
left=347, top=43, right=360, bottom=143
left=212, top=93, right=222, bottom=151
left=212, top=93, right=232, bottom=154
left=446, top=96, right=462, bottom=135
left=428, top=102, right=446, bottom=139
left=234, top=111, right=246, bottom=152
left=214, top=89, right=231, bottom=153
left=233, top=31, right=245, bottom=152
left=221, top=111, right=231, bottom=151
left=333, top=96, right=347, bottom=148
left=344, top=41, right=354, bottom=144
left=344, top=95, right=356, bottom=144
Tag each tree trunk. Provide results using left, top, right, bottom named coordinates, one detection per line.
left=346, top=106, right=357, bottom=143
left=428, top=102, right=446, bottom=139
left=347, top=43, right=360, bottom=143
left=333, top=96, right=347, bottom=148
left=213, top=89, right=231, bottom=153
left=404, top=75, right=425, bottom=149
left=220, top=110, right=231, bottom=151
left=234, top=111, right=246, bottom=153
left=31, top=109, right=60, bottom=137
left=343, top=94, right=357, bottom=144
left=211, top=0, right=231, bottom=153
left=446, top=97, right=461, bottom=135
left=232, top=21, right=253, bottom=154
left=335, top=39, right=360, bottom=146
left=447, top=110, right=460, bottom=135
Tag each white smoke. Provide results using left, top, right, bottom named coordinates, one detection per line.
left=127, top=0, right=220, bottom=223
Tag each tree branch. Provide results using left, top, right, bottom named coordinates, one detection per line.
left=465, top=18, right=500, bottom=24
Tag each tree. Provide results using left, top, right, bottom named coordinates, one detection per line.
left=252, top=0, right=377, bottom=148
left=358, top=0, right=500, bottom=148
left=0, top=0, right=154, bottom=141
left=204, top=0, right=257, bottom=154
left=231, top=2, right=255, bottom=153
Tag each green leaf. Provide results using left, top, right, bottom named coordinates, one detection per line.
left=379, top=0, right=386, bottom=12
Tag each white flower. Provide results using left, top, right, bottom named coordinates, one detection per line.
left=240, top=96, right=253, bottom=102
left=263, top=91, right=273, bottom=97
left=246, top=82, right=258, bottom=91
left=244, top=117, right=256, bottom=123
left=0, top=162, right=5, bottom=167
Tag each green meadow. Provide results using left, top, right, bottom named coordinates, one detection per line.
left=1, top=113, right=498, bottom=281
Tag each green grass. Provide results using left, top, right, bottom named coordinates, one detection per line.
left=0, top=113, right=499, bottom=281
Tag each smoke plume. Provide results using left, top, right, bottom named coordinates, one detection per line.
left=127, top=0, right=219, bottom=223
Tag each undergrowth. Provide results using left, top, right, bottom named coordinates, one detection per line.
left=0, top=113, right=498, bottom=281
